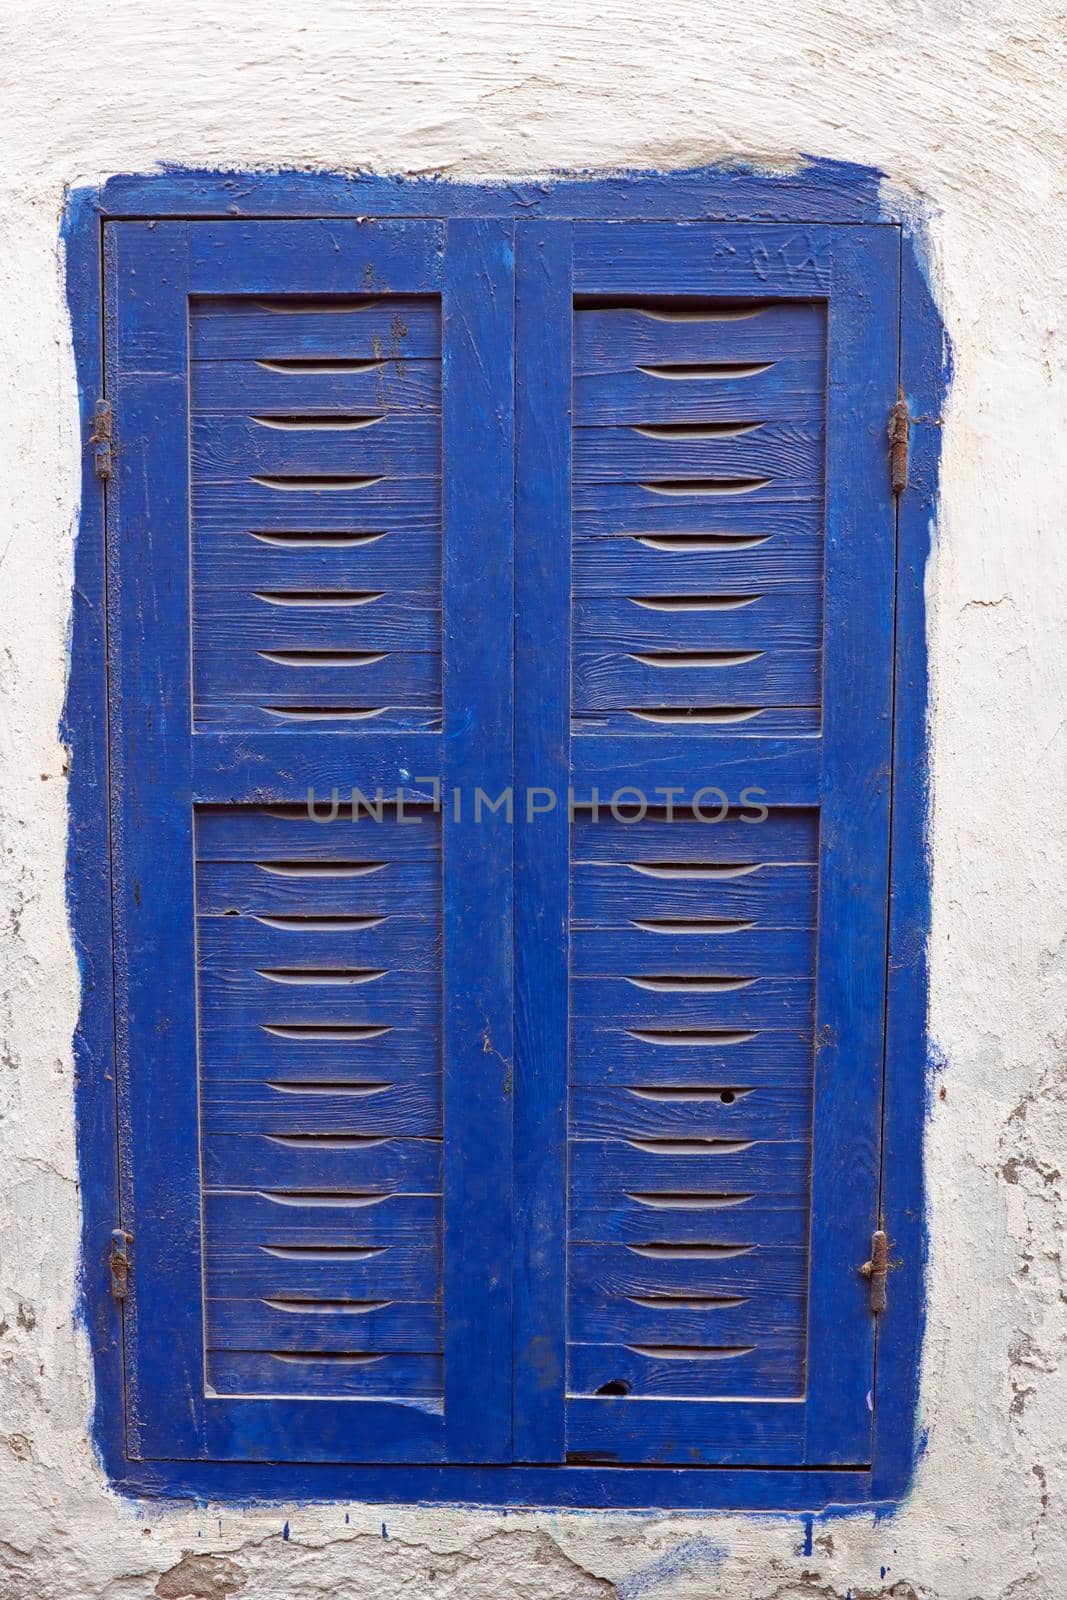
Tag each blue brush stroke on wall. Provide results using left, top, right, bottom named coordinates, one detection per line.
left=617, top=1536, right=726, bottom=1599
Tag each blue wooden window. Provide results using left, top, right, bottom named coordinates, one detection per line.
left=67, top=171, right=937, bottom=1509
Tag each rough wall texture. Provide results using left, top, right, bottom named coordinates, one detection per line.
left=0, top=2, right=1064, bottom=1597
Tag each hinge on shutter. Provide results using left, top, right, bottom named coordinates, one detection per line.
left=109, top=1228, right=132, bottom=1300
left=89, top=399, right=112, bottom=480
left=889, top=391, right=909, bottom=495
left=859, top=1229, right=889, bottom=1313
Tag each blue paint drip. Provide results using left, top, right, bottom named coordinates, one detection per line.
left=381, top=1521, right=388, bottom=1539
left=802, top=1516, right=814, bottom=1556
left=617, top=1537, right=725, bottom=1600
left=282, top=1522, right=289, bottom=1542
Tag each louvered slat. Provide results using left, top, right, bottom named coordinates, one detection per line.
left=192, top=295, right=448, bottom=1402
left=191, top=294, right=442, bottom=734
left=572, top=300, right=826, bottom=734
left=566, top=289, right=823, bottom=1405
left=198, top=799, right=443, bottom=1401
left=569, top=807, right=816, bottom=1400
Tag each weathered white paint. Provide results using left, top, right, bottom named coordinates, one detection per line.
left=0, top=2, right=1064, bottom=1596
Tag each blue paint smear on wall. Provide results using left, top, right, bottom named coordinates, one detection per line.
left=616, top=1536, right=726, bottom=1599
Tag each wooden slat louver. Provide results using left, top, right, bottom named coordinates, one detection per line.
left=569, top=806, right=817, bottom=1401
left=197, top=801, right=444, bottom=1401
left=567, top=298, right=826, bottom=1409
left=572, top=301, right=826, bottom=734
left=190, top=294, right=445, bottom=1404
left=191, top=295, right=442, bottom=732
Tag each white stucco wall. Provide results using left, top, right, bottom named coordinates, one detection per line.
left=0, top=3, right=1064, bottom=1596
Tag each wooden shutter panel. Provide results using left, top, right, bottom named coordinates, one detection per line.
left=514, top=222, right=899, bottom=1466
left=106, top=219, right=515, bottom=1463
left=105, top=207, right=900, bottom=1479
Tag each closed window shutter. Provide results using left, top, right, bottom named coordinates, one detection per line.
left=106, top=219, right=515, bottom=1463
left=105, top=212, right=899, bottom=1477
left=513, top=222, right=900, bottom=1466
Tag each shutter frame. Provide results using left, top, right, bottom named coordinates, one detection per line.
left=65, top=170, right=934, bottom=1508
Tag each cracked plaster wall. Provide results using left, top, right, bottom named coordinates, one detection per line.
left=0, top=2, right=1065, bottom=1597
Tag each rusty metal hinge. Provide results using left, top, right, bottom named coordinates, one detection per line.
left=889, top=391, right=909, bottom=495
left=859, top=1229, right=889, bottom=1313
left=109, top=1228, right=132, bottom=1300
left=89, top=399, right=112, bottom=480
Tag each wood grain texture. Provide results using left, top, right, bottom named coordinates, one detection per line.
left=190, top=291, right=443, bottom=735
left=438, top=217, right=516, bottom=1463
left=568, top=808, right=815, bottom=1420
left=869, top=229, right=944, bottom=1501
left=98, top=161, right=890, bottom=226
left=512, top=220, right=573, bottom=1460
left=197, top=799, right=444, bottom=1405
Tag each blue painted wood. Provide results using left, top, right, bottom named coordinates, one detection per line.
left=192, top=295, right=442, bottom=356
left=568, top=735, right=822, bottom=804
left=567, top=1396, right=806, bottom=1464
left=102, top=216, right=514, bottom=1466
left=575, top=588, right=823, bottom=650
left=104, top=221, right=203, bottom=1462
left=572, top=643, right=821, bottom=708
left=61, top=190, right=127, bottom=1481
left=569, top=1338, right=805, bottom=1400
left=574, top=300, right=825, bottom=368
left=194, top=357, right=440, bottom=413
left=106, top=1455, right=878, bottom=1510
left=193, top=786, right=445, bottom=1313
left=512, top=220, right=573, bottom=1461
left=572, top=222, right=836, bottom=296
left=184, top=220, right=445, bottom=295
left=192, top=733, right=444, bottom=799
left=187, top=273, right=446, bottom=741
left=802, top=225, right=899, bottom=1465
left=575, top=367, right=823, bottom=425
left=95, top=157, right=890, bottom=223
left=869, top=227, right=946, bottom=1501
left=66, top=165, right=936, bottom=1509
left=439, top=218, right=516, bottom=1463
left=562, top=222, right=899, bottom=1468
